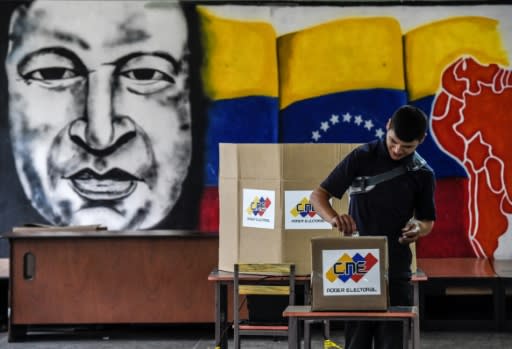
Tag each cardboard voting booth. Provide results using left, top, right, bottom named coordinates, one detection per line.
left=218, top=143, right=359, bottom=275
left=311, top=236, right=389, bottom=311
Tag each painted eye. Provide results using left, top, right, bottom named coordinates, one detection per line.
left=121, top=69, right=175, bottom=84
left=25, top=67, right=78, bottom=81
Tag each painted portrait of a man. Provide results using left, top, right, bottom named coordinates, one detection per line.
left=0, top=0, right=204, bottom=244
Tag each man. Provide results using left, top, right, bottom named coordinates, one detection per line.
left=310, top=105, right=436, bottom=349
left=4, top=1, right=202, bottom=230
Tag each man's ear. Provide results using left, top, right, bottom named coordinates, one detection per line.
left=386, top=118, right=391, bottom=130
left=7, top=5, right=28, bottom=55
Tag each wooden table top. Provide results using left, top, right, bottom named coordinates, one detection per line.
left=283, top=305, right=417, bottom=318
left=417, top=258, right=497, bottom=278
left=209, top=268, right=427, bottom=282
left=2, top=229, right=216, bottom=239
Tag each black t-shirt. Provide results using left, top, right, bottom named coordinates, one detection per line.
left=321, top=139, right=436, bottom=278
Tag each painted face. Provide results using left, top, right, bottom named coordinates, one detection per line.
left=5, top=1, right=192, bottom=229
left=385, top=128, right=421, bottom=161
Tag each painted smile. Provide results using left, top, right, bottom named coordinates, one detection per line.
left=67, top=168, right=140, bottom=201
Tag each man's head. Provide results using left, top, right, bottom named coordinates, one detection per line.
left=5, top=1, right=193, bottom=229
left=385, top=105, right=427, bottom=161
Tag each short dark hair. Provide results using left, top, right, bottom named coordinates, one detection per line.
left=389, top=105, right=428, bottom=142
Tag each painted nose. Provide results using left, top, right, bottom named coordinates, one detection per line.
left=68, top=68, right=136, bottom=156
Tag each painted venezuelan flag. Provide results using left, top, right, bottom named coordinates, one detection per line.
left=198, top=8, right=279, bottom=186
left=278, top=17, right=407, bottom=144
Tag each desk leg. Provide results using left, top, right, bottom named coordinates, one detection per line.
left=402, top=319, right=409, bottom=349
left=413, top=314, right=417, bottom=349
left=304, top=320, right=311, bottom=349
left=412, top=313, right=418, bottom=349
left=412, top=282, right=420, bottom=349
left=215, top=282, right=228, bottom=349
left=288, top=317, right=299, bottom=349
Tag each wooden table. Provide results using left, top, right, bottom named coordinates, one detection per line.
left=4, top=229, right=218, bottom=342
left=208, top=269, right=311, bottom=349
left=284, top=305, right=417, bottom=349
left=417, top=258, right=499, bottom=330
left=208, top=269, right=426, bottom=349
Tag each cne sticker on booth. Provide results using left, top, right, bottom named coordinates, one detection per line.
left=242, top=188, right=276, bottom=229
left=322, top=249, right=382, bottom=296
left=284, top=190, right=332, bottom=230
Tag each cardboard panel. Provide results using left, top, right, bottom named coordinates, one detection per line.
left=238, top=144, right=282, bottom=179
left=218, top=178, right=240, bottom=271
left=219, top=143, right=240, bottom=179
left=218, top=143, right=360, bottom=274
left=284, top=232, right=339, bottom=276
left=282, top=144, right=356, bottom=180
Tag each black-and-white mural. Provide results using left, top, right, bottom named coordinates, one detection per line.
left=0, top=1, right=205, bottom=254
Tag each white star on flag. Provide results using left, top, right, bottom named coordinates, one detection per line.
left=364, top=119, right=374, bottom=130
left=330, top=114, right=340, bottom=125
left=312, top=130, right=321, bottom=141
left=320, top=121, right=330, bottom=132
left=354, top=115, right=363, bottom=125
left=375, top=128, right=385, bottom=138
left=342, top=112, right=352, bottom=122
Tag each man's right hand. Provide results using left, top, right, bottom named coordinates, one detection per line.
left=310, top=187, right=358, bottom=235
left=330, top=213, right=357, bottom=236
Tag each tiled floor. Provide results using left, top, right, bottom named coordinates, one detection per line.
left=0, top=324, right=512, bottom=348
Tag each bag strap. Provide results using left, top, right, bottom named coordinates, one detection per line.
left=349, top=152, right=426, bottom=195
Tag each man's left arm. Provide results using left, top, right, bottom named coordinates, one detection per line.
left=399, top=167, right=436, bottom=245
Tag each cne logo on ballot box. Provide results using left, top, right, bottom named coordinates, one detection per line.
left=311, top=237, right=389, bottom=311
left=322, top=249, right=381, bottom=296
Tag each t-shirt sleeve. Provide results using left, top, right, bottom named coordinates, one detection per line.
left=320, top=147, right=361, bottom=199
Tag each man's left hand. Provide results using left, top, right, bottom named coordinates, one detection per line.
left=399, top=220, right=421, bottom=245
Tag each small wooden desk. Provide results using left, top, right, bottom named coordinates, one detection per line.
left=418, top=258, right=499, bottom=330
left=208, top=269, right=310, bottom=349
left=4, top=230, right=218, bottom=342
left=208, top=269, right=426, bottom=349
left=283, top=305, right=417, bottom=349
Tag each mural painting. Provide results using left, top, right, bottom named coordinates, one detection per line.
left=0, top=0, right=205, bottom=257
left=0, top=1, right=511, bottom=261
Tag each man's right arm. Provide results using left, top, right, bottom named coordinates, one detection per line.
left=310, top=187, right=357, bottom=235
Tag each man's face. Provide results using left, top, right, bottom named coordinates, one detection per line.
left=5, top=1, right=192, bottom=229
left=385, top=128, right=421, bottom=161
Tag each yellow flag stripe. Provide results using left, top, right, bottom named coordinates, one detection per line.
left=405, top=16, right=509, bottom=101
left=198, top=7, right=278, bottom=100
left=278, top=17, right=404, bottom=109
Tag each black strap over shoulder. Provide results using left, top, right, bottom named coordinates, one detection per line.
left=349, top=152, right=426, bottom=195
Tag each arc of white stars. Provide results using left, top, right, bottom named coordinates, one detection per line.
left=312, top=111, right=386, bottom=142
